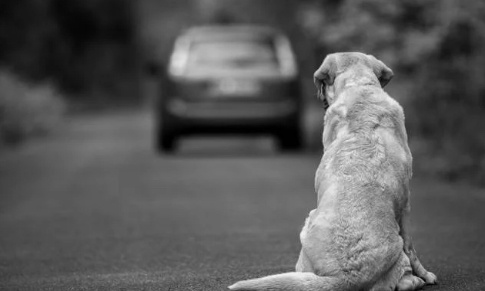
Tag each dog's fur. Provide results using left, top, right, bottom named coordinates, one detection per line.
left=229, top=53, right=437, bottom=291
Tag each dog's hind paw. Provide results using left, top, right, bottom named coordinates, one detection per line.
left=422, top=271, right=438, bottom=285
left=397, top=274, right=425, bottom=291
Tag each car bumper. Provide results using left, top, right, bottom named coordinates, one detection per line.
left=166, top=98, right=299, bottom=121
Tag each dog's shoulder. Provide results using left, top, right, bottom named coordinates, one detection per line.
left=326, top=87, right=402, bottom=125
left=347, top=88, right=404, bottom=127
left=323, top=102, right=348, bottom=148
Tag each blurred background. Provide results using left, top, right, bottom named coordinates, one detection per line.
left=1, top=0, right=484, bottom=183
left=1, top=1, right=485, bottom=290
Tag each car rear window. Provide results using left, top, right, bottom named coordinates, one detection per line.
left=185, top=40, right=280, bottom=77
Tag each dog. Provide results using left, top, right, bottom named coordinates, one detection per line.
left=229, top=52, right=437, bottom=291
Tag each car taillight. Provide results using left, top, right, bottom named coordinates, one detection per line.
left=275, top=36, right=298, bottom=78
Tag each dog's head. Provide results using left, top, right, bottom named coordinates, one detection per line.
left=314, top=52, right=393, bottom=109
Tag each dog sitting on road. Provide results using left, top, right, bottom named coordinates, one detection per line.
left=229, top=52, right=437, bottom=291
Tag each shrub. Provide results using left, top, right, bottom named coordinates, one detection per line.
left=406, top=16, right=485, bottom=185
left=298, top=0, right=485, bottom=185
left=0, top=71, right=65, bottom=146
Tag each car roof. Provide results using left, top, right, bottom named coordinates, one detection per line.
left=180, top=25, right=282, bottom=42
left=169, top=25, right=297, bottom=78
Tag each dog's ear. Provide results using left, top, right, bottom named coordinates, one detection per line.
left=314, top=55, right=337, bottom=105
left=377, top=61, right=393, bottom=88
left=368, top=55, right=393, bottom=88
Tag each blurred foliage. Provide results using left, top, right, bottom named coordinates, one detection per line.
left=0, top=71, right=65, bottom=146
left=0, top=0, right=136, bottom=103
left=298, top=0, right=485, bottom=184
left=0, top=0, right=483, bottom=183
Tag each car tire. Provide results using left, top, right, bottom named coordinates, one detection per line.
left=155, top=115, right=178, bottom=153
left=277, top=125, right=302, bottom=151
left=156, top=130, right=177, bottom=153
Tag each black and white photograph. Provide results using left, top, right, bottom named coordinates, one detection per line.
left=1, top=0, right=484, bottom=290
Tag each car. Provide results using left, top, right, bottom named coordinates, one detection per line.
left=154, top=25, right=302, bottom=152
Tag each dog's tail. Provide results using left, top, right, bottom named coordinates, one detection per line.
left=228, top=272, right=347, bottom=291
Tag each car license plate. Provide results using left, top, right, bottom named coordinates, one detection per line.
left=211, top=79, right=261, bottom=96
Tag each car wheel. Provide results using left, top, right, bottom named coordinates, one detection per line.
left=156, top=130, right=177, bottom=153
left=277, top=125, right=302, bottom=151
left=155, top=116, right=178, bottom=153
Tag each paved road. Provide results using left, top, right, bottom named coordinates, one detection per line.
left=0, top=110, right=484, bottom=290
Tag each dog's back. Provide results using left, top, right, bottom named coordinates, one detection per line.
left=308, top=85, right=411, bottom=288
left=316, top=84, right=411, bottom=206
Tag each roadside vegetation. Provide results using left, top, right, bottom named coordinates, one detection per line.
left=297, top=0, right=485, bottom=185
left=0, top=0, right=135, bottom=147
left=0, top=71, right=65, bottom=146
left=0, top=0, right=483, bottom=184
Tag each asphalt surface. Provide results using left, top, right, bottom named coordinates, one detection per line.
left=0, top=110, right=484, bottom=291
